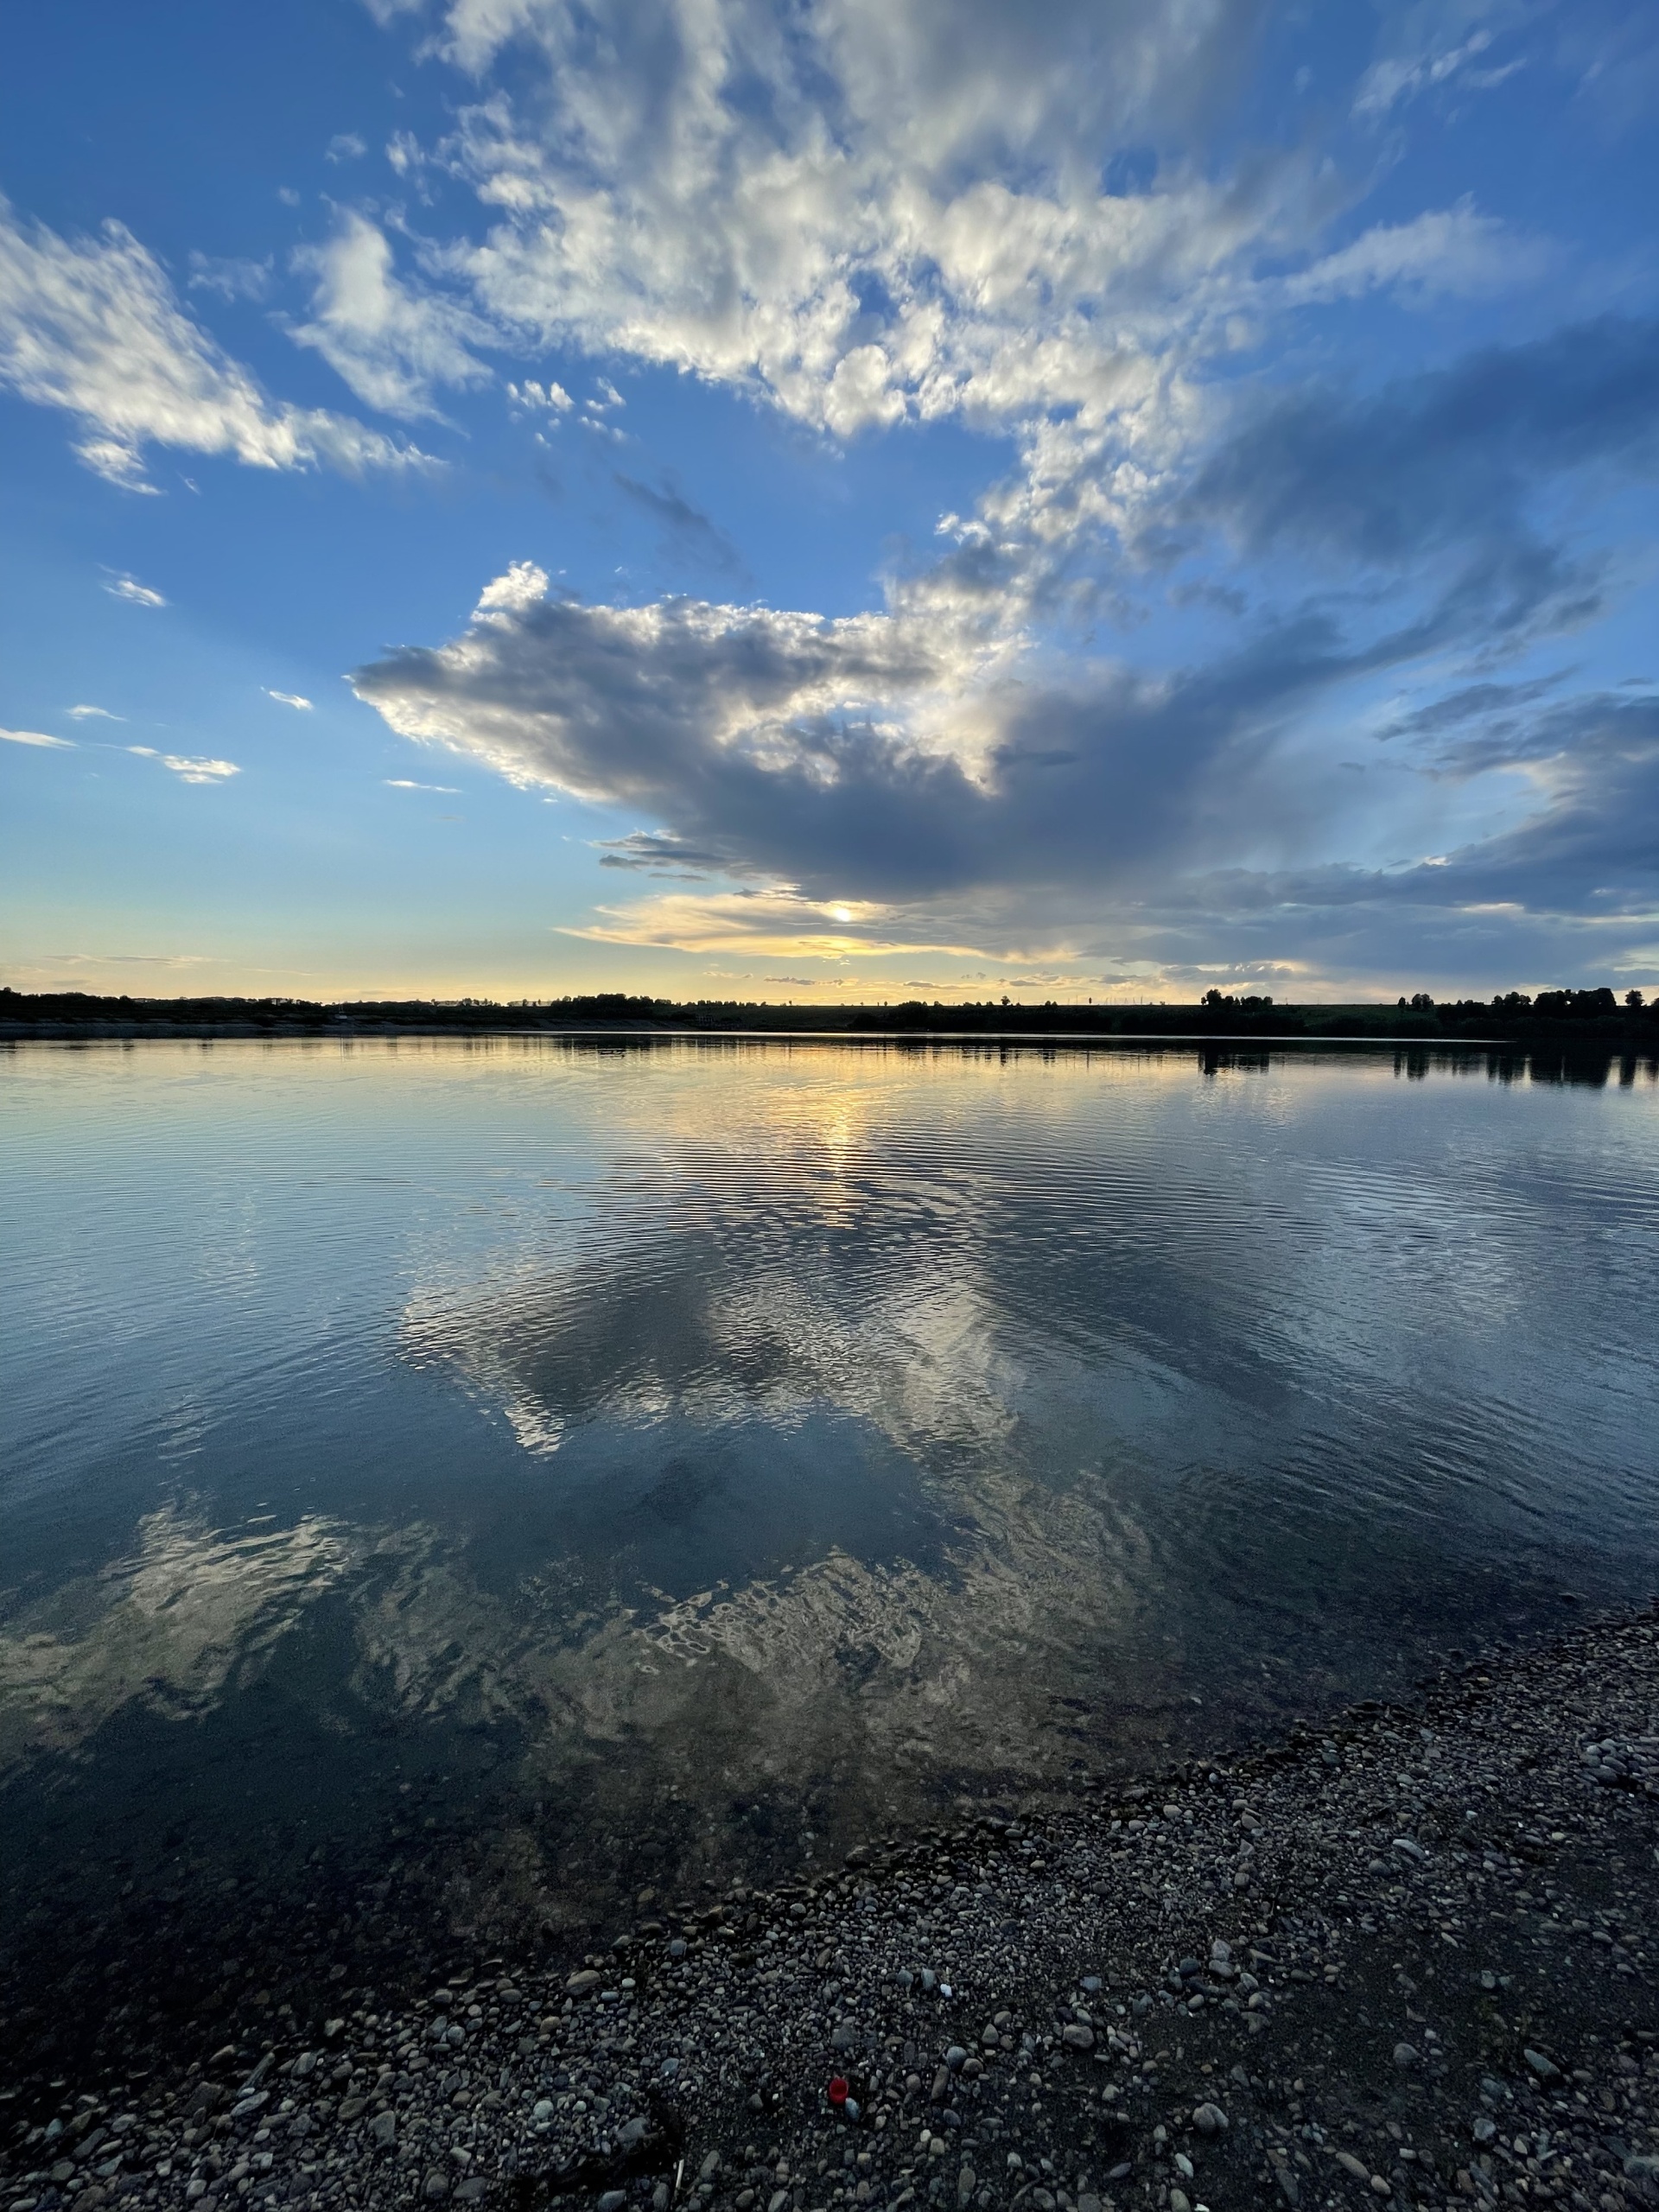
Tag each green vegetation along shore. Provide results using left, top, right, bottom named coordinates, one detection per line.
left=3, top=986, right=1656, bottom=1056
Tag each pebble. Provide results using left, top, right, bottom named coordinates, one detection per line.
left=6, top=1610, right=1659, bottom=2212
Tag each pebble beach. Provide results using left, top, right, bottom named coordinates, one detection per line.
left=6, top=1610, right=1657, bottom=2212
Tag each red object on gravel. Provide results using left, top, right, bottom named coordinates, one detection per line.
left=828, top=2077, right=849, bottom=2108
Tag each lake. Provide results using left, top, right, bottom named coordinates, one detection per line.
left=3, top=1036, right=1657, bottom=1992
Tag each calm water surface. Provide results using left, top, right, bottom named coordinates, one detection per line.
left=3, top=1037, right=1657, bottom=1941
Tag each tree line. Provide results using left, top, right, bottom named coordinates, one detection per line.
left=2, top=983, right=1652, bottom=1043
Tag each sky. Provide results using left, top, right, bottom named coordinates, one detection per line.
left=2, top=0, right=1656, bottom=1006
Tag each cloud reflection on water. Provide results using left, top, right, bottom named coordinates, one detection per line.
left=3, top=1039, right=1656, bottom=1926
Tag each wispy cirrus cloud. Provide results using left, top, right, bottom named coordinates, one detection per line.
left=0, top=196, right=432, bottom=490
left=128, top=746, right=241, bottom=785
left=289, top=211, right=492, bottom=422
left=2, top=727, right=75, bottom=748
left=66, top=702, right=123, bottom=721
left=187, top=251, right=273, bottom=302
left=264, top=688, right=313, bottom=709
left=103, top=573, right=168, bottom=607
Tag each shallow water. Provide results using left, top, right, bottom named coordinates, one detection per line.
left=3, top=1036, right=1658, bottom=1943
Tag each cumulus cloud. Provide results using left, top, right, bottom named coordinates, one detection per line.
left=0, top=197, right=429, bottom=489
left=349, top=560, right=1009, bottom=888
left=289, top=211, right=492, bottom=420
left=351, top=280, right=1659, bottom=978
left=349, top=555, right=1372, bottom=919
left=334, top=0, right=1584, bottom=661
left=438, top=13, right=1279, bottom=466
left=355, top=291, right=1659, bottom=918
left=505, top=377, right=570, bottom=415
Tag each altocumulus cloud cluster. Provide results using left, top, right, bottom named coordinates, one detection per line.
left=4, top=0, right=1659, bottom=990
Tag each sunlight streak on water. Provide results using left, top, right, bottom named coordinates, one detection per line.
left=3, top=1036, right=1656, bottom=1916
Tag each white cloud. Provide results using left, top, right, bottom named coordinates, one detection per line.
left=0, top=196, right=432, bottom=490
left=378, top=0, right=1558, bottom=609
left=412, top=0, right=1345, bottom=556
left=66, top=703, right=122, bottom=720
left=317, top=0, right=1563, bottom=618
left=128, top=746, right=241, bottom=784
left=325, top=3, right=1659, bottom=988
left=188, top=251, right=273, bottom=302
left=1287, top=201, right=1548, bottom=306
left=351, top=558, right=1009, bottom=812
left=385, top=778, right=461, bottom=790
left=104, top=574, right=167, bottom=607
left=264, top=688, right=314, bottom=709
left=2, top=727, right=75, bottom=748
left=289, top=211, right=492, bottom=419
left=505, top=377, right=571, bottom=414
left=326, top=132, right=368, bottom=163
left=1355, top=25, right=1506, bottom=117
left=562, top=886, right=992, bottom=961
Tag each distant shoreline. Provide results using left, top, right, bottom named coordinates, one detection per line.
left=0, top=1022, right=1554, bottom=1047
left=3, top=985, right=1656, bottom=1058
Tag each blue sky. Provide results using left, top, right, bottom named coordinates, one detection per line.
left=3, top=0, right=1656, bottom=1004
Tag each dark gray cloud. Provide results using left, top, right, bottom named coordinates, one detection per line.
left=1180, top=316, right=1659, bottom=569
left=353, top=586, right=1408, bottom=905
left=1431, top=690, right=1659, bottom=903
left=1380, top=674, right=1572, bottom=741
left=351, top=310, right=1659, bottom=986
left=612, top=471, right=745, bottom=577
left=597, top=830, right=734, bottom=875
left=1159, top=317, right=1659, bottom=663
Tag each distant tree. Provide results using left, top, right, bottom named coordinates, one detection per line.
left=1409, top=992, right=1434, bottom=1011
left=1630, top=989, right=1647, bottom=1010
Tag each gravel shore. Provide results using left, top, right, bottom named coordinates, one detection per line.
left=6, top=1609, right=1657, bottom=2212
